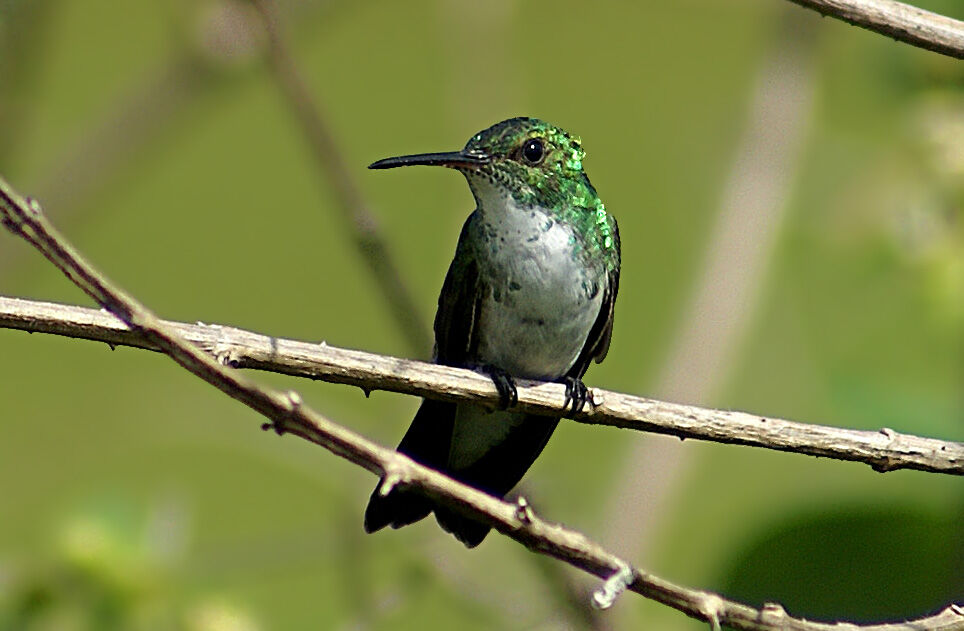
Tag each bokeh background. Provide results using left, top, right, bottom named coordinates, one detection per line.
left=0, top=1, right=961, bottom=629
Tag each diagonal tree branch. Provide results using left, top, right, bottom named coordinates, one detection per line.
left=1, top=175, right=962, bottom=631
left=783, top=0, right=964, bottom=59
left=0, top=293, right=961, bottom=477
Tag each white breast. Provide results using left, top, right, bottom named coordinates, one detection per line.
left=467, top=188, right=603, bottom=381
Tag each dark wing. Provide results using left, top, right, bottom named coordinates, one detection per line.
left=391, top=215, right=485, bottom=469
left=433, top=215, right=485, bottom=367
left=568, top=219, right=620, bottom=380
left=364, top=215, right=485, bottom=535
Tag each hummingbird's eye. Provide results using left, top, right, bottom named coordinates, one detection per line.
left=521, top=138, right=545, bottom=165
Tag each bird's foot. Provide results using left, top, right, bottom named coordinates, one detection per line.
left=480, top=365, right=518, bottom=410
left=563, top=376, right=590, bottom=414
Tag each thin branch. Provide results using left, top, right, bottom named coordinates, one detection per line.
left=251, top=0, right=431, bottom=356
left=783, top=0, right=964, bottom=59
left=1, top=177, right=961, bottom=631
left=0, top=294, right=961, bottom=477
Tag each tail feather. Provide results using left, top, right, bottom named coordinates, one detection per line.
left=363, top=398, right=455, bottom=533
left=435, top=506, right=490, bottom=548
left=363, top=401, right=560, bottom=548
left=432, top=413, right=559, bottom=547
left=364, top=486, right=432, bottom=533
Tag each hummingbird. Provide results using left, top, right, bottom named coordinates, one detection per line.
left=363, top=117, right=620, bottom=547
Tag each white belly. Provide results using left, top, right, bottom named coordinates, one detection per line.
left=469, top=204, right=603, bottom=380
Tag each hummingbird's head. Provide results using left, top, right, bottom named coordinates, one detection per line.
left=370, top=117, right=602, bottom=212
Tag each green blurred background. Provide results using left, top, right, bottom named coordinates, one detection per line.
left=0, top=0, right=961, bottom=629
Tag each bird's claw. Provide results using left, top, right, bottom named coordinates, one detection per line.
left=563, top=376, right=590, bottom=414
left=481, top=365, right=518, bottom=410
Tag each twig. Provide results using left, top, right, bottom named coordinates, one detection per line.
left=251, top=0, right=431, bottom=356
left=0, top=294, right=961, bottom=476
left=1, top=175, right=962, bottom=631
left=783, top=0, right=964, bottom=59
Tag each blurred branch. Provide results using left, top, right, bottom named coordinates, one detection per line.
left=0, top=0, right=54, bottom=166
left=250, top=0, right=431, bottom=356
left=27, top=56, right=207, bottom=222
left=529, top=553, right=611, bottom=631
left=602, top=9, right=817, bottom=572
left=1, top=175, right=962, bottom=631
left=0, top=24, right=209, bottom=276
left=0, top=294, right=961, bottom=476
left=783, top=0, right=964, bottom=59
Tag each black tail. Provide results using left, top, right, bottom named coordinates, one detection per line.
left=434, top=413, right=559, bottom=546
left=434, top=506, right=491, bottom=548
left=363, top=484, right=433, bottom=533
left=365, top=402, right=559, bottom=548
left=364, top=398, right=455, bottom=533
